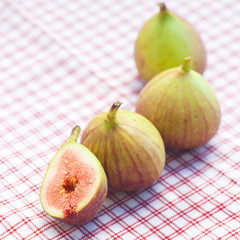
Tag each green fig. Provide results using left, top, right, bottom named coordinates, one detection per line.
left=136, top=57, right=221, bottom=149
left=40, top=126, right=107, bottom=225
left=81, top=101, right=165, bottom=191
left=134, top=3, right=207, bottom=82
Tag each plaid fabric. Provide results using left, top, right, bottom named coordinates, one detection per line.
left=0, top=0, right=240, bottom=239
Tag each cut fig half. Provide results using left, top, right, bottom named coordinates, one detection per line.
left=40, top=126, right=107, bottom=225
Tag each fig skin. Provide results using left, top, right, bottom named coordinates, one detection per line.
left=40, top=126, right=107, bottom=225
left=81, top=101, right=166, bottom=191
left=134, top=3, right=206, bottom=82
left=136, top=57, right=221, bottom=149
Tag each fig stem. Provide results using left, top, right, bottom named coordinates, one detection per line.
left=69, top=125, right=80, bottom=142
left=107, top=101, right=122, bottom=123
left=181, top=57, right=191, bottom=73
left=158, top=3, right=168, bottom=15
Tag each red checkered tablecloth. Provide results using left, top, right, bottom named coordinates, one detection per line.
left=1, top=0, right=240, bottom=239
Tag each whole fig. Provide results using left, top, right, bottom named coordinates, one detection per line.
left=136, top=57, right=221, bottom=149
left=134, top=3, right=206, bottom=82
left=81, top=101, right=165, bottom=191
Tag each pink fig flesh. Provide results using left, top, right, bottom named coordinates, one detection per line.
left=40, top=126, right=107, bottom=225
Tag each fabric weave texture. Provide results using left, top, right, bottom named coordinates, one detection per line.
left=0, top=0, right=240, bottom=239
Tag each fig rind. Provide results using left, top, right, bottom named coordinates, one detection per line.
left=136, top=59, right=221, bottom=149
left=81, top=103, right=166, bottom=191
left=134, top=4, right=206, bottom=82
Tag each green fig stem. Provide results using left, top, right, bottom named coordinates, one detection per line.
left=69, top=125, right=80, bottom=142
left=181, top=57, right=192, bottom=73
left=158, top=3, right=168, bottom=16
left=107, top=101, right=122, bottom=124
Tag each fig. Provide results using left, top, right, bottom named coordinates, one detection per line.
left=81, top=101, right=165, bottom=191
left=136, top=57, right=221, bottom=149
left=40, top=126, right=107, bottom=225
left=134, top=3, right=206, bottom=82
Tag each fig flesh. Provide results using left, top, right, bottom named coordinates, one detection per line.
left=40, top=126, right=107, bottom=225
left=134, top=3, right=206, bottom=82
left=81, top=101, right=165, bottom=191
left=136, top=57, right=221, bottom=149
